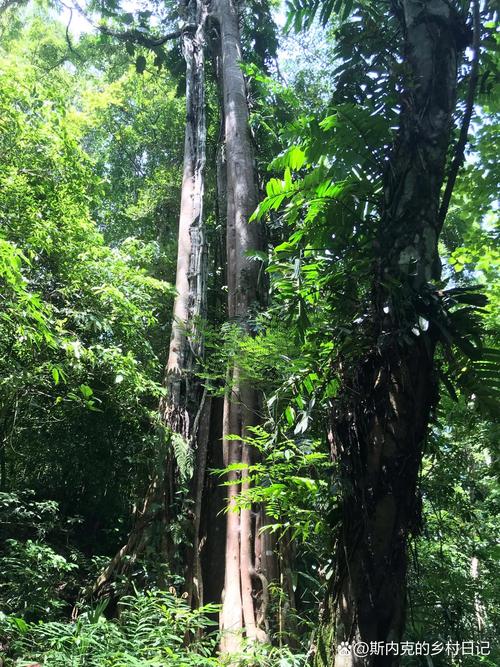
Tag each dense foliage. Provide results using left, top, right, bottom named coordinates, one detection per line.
left=0, top=1, right=498, bottom=666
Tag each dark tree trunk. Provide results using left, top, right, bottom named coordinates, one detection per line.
left=315, top=2, right=469, bottom=665
left=199, top=396, right=227, bottom=605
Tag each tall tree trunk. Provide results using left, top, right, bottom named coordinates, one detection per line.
left=213, top=0, right=273, bottom=651
left=164, top=0, right=208, bottom=438
left=315, top=2, right=469, bottom=665
left=95, top=0, right=209, bottom=600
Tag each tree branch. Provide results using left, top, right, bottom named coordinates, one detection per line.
left=99, top=25, right=184, bottom=49
left=69, top=1, right=191, bottom=50
left=60, top=3, right=82, bottom=60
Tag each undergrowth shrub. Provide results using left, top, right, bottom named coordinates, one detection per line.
left=217, top=639, right=307, bottom=667
left=0, top=491, right=90, bottom=621
left=1, top=539, right=79, bottom=620
left=0, top=589, right=308, bottom=666
left=0, top=589, right=219, bottom=666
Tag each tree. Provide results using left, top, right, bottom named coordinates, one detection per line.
left=214, top=0, right=272, bottom=649
left=326, top=3, right=483, bottom=662
left=84, top=0, right=279, bottom=647
left=256, top=0, right=491, bottom=663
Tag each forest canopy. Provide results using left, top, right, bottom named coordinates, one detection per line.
left=0, top=1, right=498, bottom=666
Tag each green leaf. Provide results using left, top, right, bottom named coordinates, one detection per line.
left=244, top=249, right=268, bottom=262
left=79, top=384, right=93, bottom=399
left=284, top=405, right=295, bottom=425
left=287, top=145, right=307, bottom=170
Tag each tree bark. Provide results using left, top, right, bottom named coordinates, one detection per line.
left=315, top=2, right=469, bottom=665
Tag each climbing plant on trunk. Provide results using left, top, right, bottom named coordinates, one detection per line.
left=314, top=1, right=479, bottom=665
left=254, top=0, right=485, bottom=663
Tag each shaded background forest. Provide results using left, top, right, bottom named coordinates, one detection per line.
left=0, top=1, right=498, bottom=665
